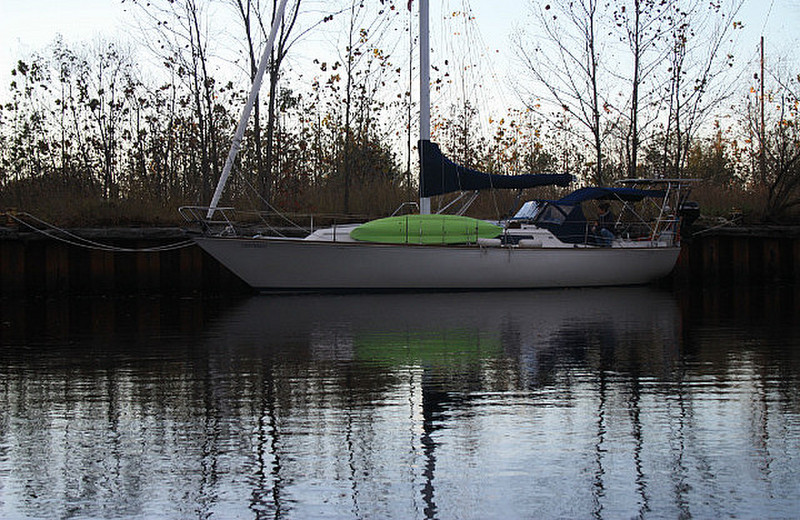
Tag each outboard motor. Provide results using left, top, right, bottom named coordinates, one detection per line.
left=679, top=201, right=700, bottom=238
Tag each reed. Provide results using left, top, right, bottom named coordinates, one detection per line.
left=2, top=175, right=796, bottom=227
left=689, top=184, right=773, bottom=224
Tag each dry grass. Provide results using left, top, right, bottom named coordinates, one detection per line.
left=0, top=177, right=188, bottom=227
left=690, top=183, right=770, bottom=224
left=2, top=175, right=797, bottom=227
left=301, top=177, right=410, bottom=219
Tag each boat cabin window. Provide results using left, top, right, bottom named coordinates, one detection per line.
left=533, top=202, right=589, bottom=244
left=534, top=203, right=572, bottom=225
left=512, top=201, right=541, bottom=220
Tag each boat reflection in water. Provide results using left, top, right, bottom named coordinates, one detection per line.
left=1, top=286, right=799, bottom=519
left=213, top=288, right=682, bottom=519
left=215, top=287, right=682, bottom=386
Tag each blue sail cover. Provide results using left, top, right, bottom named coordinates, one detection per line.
left=556, top=187, right=666, bottom=205
left=419, top=140, right=573, bottom=197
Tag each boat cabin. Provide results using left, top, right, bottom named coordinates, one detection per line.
left=507, top=186, right=680, bottom=247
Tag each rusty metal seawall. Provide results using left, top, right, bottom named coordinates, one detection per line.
left=1, top=225, right=800, bottom=295
left=671, top=226, right=800, bottom=287
left=0, top=227, right=250, bottom=296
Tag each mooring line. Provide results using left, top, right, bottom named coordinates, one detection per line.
left=2, top=211, right=196, bottom=253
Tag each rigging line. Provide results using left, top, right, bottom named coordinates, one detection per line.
left=440, top=0, right=510, bottom=155
left=434, top=3, right=475, bottom=149
left=451, top=0, right=507, bottom=134
left=433, top=2, right=468, bottom=123
left=462, top=0, right=502, bottom=113
left=240, top=175, right=306, bottom=232
left=762, top=0, right=775, bottom=36
left=453, top=4, right=484, bottom=109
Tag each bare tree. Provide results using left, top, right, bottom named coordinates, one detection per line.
left=612, top=0, right=674, bottom=178
left=331, top=0, right=401, bottom=212
left=660, top=0, right=743, bottom=178
left=514, top=0, right=606, bottom=184
left=85, top=41, right=137, bottom=199
left=229, top=0, right=302, bottom=205
left=128, top=0, right=224, bottom=202
left=231, top=0, right=267, bottom=201
left=746, top=67, right=800, bottom=220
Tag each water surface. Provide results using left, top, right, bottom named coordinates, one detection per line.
left=1, top=286, right=799, bottom=519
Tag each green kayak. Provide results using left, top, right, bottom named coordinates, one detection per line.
left=350, top=214, right=502, bottom=245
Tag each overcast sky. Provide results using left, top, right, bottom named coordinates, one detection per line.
left=0, top=0, right=126, bottom=77
left=0, top=0, right=797, bottom=104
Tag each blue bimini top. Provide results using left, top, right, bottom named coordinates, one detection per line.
left=555, top=187, right=666, bottom=205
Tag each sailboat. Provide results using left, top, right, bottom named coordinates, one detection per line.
left=183, top=0, right=695, bottom=291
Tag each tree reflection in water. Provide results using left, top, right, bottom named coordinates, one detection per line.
left=0, top=285, right=799, bottom=518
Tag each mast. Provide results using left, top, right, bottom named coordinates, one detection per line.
left=760, top=36, right=766, bottom=181
left=419, top=0, right=431, bottom=215
left=207, top=0, right=291, bottom=219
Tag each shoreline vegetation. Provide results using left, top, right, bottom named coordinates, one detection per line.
left=1, top=1, right=799, bottom=227
left=0, top=171, right=788, bottom=229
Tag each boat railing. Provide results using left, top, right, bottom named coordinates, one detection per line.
left=390, top=201, right=420, bottom=217
left=513, top=217, right=681, bottom=247
left=179, top=206, right=378, bottom=238
left=179, top=206, right=239, bottom=235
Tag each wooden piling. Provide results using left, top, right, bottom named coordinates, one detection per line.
left=795, top=239, right=800, bottom=282
left=673, top=245, right=691, bottom=286
left=763, top=238, right=781, bottom=283
left=136, top=247, right=161, bottom=293
left=732, top=236, right=751, bottom=282
left=0, top=240, right=25, bottom=295
left=179, top=246, right=204, bottom=293
left=45, top=242, right=70, bottom=293
left=90, top=249, right=116, bottom=294
left=702, top=236, right=721, bottom=283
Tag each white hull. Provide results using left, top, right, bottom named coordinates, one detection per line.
left=195, top=236, right=680, bottom=291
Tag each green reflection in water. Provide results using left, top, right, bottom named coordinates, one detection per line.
left=355, top=330, right=501, bottom=366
